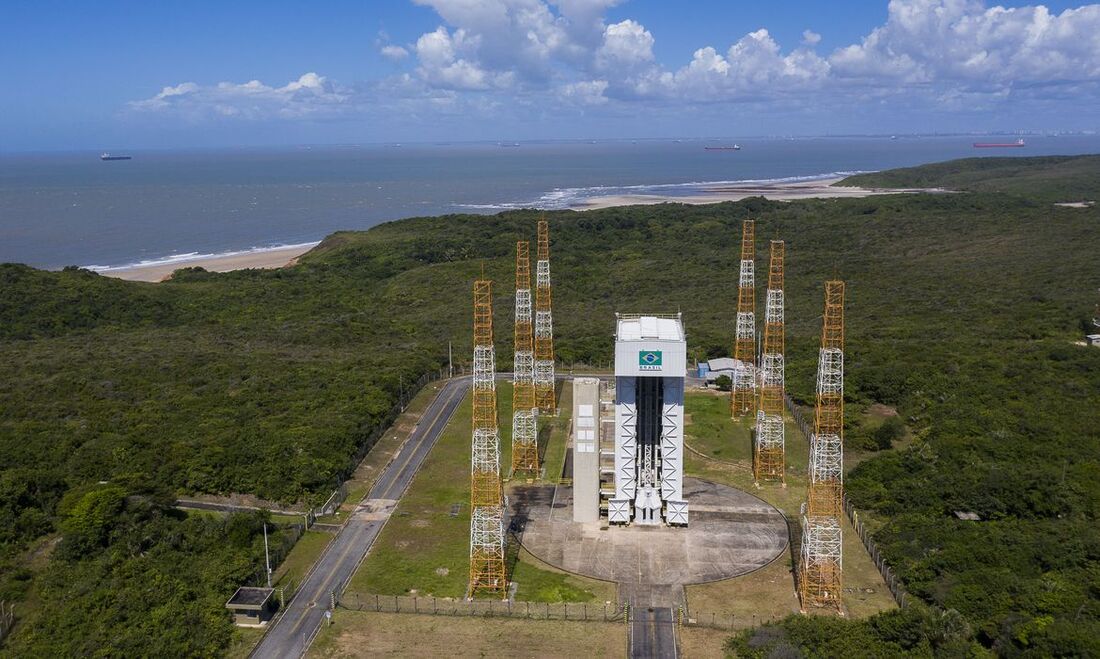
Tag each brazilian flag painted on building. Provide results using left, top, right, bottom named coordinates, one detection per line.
left=639, top=350, right=662, bottom=371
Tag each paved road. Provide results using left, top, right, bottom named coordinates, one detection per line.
left=631, top=607, right=678, bottom=659
left=251, top=377, right=468, bottom=659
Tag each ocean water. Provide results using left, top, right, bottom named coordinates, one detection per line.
left=1, top=136, right=1098, bottom=270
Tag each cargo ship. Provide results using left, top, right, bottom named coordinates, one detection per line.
left=704, top=144, right=741, bottom=151
left=972, top=138, right=1025, bottom=148
left=100, top=153, right=132, bottom=161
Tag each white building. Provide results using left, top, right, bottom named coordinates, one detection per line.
left=609, top=314, right=689, bottom=526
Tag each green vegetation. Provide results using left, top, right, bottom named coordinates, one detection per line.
left=348, top=392, right=473, bottom=598
left=4, top=504, right=290, bottom=657
left=349, top=385, right=608, bottom=603
left=511, top=549, right=615, bottom=603
left=839, top=154, right=1100, bottom=202
left=1, top=155, right=1099, bottom=654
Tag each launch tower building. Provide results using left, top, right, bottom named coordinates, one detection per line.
left=608, top=314, right=689, bottom=526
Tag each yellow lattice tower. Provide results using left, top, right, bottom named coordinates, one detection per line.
left=511, top=241, right=539, bottom=475
left=471, top=279, right=501, bottom=507
left=731, top=219, right=756, bottom=417
left=534, top=219, right=556, bottom=413
left=469, top=277, right=506, bottom=597
left=807, top=280, right=844, bottom=519
left=799, top=280, right=845, bottom=612
left=754, top=240, right=785, bottom=482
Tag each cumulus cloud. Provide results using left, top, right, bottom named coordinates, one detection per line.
left=830, top=0, right=1100, bottom=87
left=595, top=20, right=654, bottom=71
left=414, top=26, right=514, bottom=90
left=129, top=73, right=352, bottom=119
left=559, top=78, right=609, bottom=104
left=381, top=44, right=410, bottom=61
left=131, top=1, right=1100, bottom=123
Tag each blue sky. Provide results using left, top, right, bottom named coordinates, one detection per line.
left=2, top=0, right=1098, bottom=150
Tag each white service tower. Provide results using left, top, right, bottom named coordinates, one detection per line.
left=609, top=314, right=689, bottom=526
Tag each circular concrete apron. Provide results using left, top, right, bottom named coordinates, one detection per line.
left=514, top=477, right=789, bottom=586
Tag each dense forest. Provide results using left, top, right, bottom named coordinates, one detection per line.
left=1, top=155, right=1099, bottom=655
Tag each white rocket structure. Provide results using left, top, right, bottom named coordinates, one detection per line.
left=608, top=314, right=689, bottom=526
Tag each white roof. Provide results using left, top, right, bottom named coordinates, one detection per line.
left=706, top=357, right=739, bottom=371
left=616, top=315, right=684, bottom=341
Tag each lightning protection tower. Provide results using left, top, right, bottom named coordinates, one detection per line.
left=469, top=278, right=506, bottom=598
left=799, top=280, right=845, bottom=612
left=754, top=240, right=785, bottom=482
left=731, top=220, right=756, bottom=417
left=511, top=241, right=539, bottom=476
left=534, top=219, right=556, bottom=414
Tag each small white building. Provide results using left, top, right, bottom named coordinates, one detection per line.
left=703, top=357, right=742, bottom=386
left=609, top=314, right=688, bottom=526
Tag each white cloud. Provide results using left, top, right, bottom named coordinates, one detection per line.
left=414, top=26, right=513, bottom=90
left=130, top=0, right=1100, bottom=124
left=129, top=73, right=352, bottom=119
left=381, top=45, right=410, bottom=61
left=595, top=19, right=654, bottom=71
left=560, top=78, right=609, bottom=104
left=830, top=0, right=1100, bottom=87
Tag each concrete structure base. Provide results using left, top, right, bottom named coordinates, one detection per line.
left=511, top=477, right=788, bottom=598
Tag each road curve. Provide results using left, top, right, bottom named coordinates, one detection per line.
left=251, top=377, right=468, bottom=659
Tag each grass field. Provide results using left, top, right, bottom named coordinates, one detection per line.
left=273, top=530, right=333, bottom=591
left=348, top=384, right=607, bottom=601
left=678, top=626, right=734, bottom=659
left=511, top=546, right=617, bottom=604
left=309, top=610, right=627, bottom=658
left=538, top=381, right=572, bottom=483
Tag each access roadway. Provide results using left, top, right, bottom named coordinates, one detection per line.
left=250, top=376, right=468, bottom=659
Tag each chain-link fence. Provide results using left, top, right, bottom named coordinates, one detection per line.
left=0, top=600, right=14, bottom=644
left=339, top=593, right=627, bottom=622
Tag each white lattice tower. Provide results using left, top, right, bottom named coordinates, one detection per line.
left=469, top=278, right=506, bottom=597
left=469, top=505, right=506, bottom=595
left=534, top=220, right=556, bottom=413
left=799, top=512, right=843, bottom=608
left=809, top=346, right=844, bottom=505
left=511, top=241, right=538, bottom=475
left=800, top=280, right=845, bottom=612
left=732, top=220, right=756, bottom=416
left=754, top=240, right=785, bottom=481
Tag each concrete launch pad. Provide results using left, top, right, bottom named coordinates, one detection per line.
left=511, top=477, right=788, bottom=588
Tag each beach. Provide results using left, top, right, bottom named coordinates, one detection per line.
left=101, top=243, right=319, bottom=282
left=96, top=178, right=941, bottom=282
left=572, top=177, right=932, bottom=210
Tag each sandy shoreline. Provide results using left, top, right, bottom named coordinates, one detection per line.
left=96, top=178, right=938, bottom=282
left=99, top=243, right=319, bottom=282
left=572, top=177, right=937, bottom=210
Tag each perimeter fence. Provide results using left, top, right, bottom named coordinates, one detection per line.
left=338, top=593, right=627, bottom=623
left=336, top=593, right=787, bottom=633
left=0, top=600, right=14, bottom=644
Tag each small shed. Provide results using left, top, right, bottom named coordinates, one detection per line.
left=704, top=357, right=741, bottom=385
left=226, top=587, right=275, bottom=626
left=1086, top=334, right=1100, bottom=347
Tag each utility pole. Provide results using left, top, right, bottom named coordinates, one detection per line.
left=263, top=522, right=272, bottom=588
left=449, top=341, right=454, bottom=379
